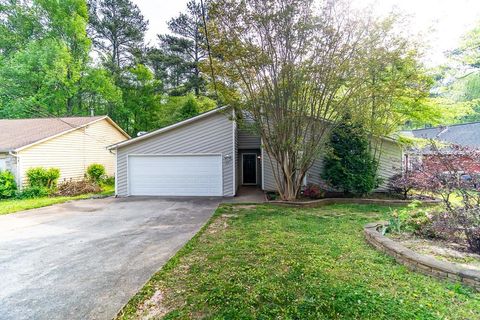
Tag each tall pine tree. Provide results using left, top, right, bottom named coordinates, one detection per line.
left=153, top=0, right=207, bottom=96
left=88, top=0, right=148, bottom=71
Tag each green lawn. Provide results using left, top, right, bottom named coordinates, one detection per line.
left=118, top=204, right=480, bottom=320
left=0, top=185, right=114, bottom=215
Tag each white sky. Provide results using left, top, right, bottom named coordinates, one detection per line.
left=132, top=0, right=480, bottom=67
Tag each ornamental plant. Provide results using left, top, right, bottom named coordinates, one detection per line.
left=401, top=141, right=480, bottom=253
left=0, top=170, right=17, bottom=199
left=87, top=164, right=105, bottom=183
left=322, top=121, right=379, bottom=195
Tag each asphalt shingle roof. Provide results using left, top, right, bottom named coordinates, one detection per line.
left=0, top=116, right=105, bottom=152
left=410, top=122, right=480, bottom=148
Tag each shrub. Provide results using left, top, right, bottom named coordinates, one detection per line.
left=101, top=175, right=115, bottom=186
left=383, top=201, right=432, bottom=236
left=400, top=141, right=480, bottom=253
left=17, top=186, right=51, bottom=199
left=0, top=170, right=17, bottom=199
left=55, top=179, right=101, bottom=196
left=322, top=121, right=379, bottom=195
left=86, top=164, right=105, bottom=183
left=388, top=173, right=416, bottom=200
left=303, top=184, right=324, bottom=199
left=26, top=167, right=60, bottom=189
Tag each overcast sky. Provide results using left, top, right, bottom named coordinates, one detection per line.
left=131, top=0, right=480, bottom=67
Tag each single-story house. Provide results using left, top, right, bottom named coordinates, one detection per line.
left=109, top=106, right=403, bottom=197
left=0, top=116, right=129, bottom=187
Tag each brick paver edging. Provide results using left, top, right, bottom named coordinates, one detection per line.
left=364, top=221, right=480, bottom=291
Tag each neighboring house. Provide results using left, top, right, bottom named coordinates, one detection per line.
left=109, top=106, right=403, bottom=197
left=408, top=122, right=480, bottom=148
left=404, top=122, right=480, bottom=173
left=0, top=116, right=129, bottom=187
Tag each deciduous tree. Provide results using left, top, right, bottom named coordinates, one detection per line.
left=208, top=0, right=393, bottom=200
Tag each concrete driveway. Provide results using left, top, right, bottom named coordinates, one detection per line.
left=0, top=197, right=221, bottom=320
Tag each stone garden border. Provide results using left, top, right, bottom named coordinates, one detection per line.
left=364, top=221, right=480, bottom=291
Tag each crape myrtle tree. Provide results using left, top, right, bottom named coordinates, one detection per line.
left=208, top=0, right=411, bottom=200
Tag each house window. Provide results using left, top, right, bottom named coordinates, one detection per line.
left=0, top=158, right=6, bottom=171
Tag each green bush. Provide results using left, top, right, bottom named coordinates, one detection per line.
left=17, top=186, right=51, bottom=199
left=101, top=175, right=115, bottom=186
left=322, top=121, right=379, bottom=195
left=0, top=170, right=17, bottom=199
left=86, top=164, right=105, bottom=183
left=382, top=201, right=433, bottom=236
left=26, top=167, right=60, bottom=189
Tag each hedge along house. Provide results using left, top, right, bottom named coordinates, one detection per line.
left=0, top=116, right=129, bottom=188
left=110, top=106, right=403, bottom=197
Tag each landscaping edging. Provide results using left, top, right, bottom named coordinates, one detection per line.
left=364, top=221, right=480, bottom=291
left=268, top=198, right=440, bottom=208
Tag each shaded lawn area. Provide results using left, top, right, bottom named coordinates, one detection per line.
left=119, top=204, right=480, bottom=320
left=0, top=185, right=114, bottom=215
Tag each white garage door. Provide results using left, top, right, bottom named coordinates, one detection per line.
left=128, top=155, right=223, bottom=196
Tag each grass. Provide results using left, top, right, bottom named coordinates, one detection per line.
left=0, top=184, right=114, bottom=215
left=118, top=204, right=480, bottom=320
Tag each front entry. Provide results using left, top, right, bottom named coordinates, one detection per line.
left=242, top=153, right=257, bottom=185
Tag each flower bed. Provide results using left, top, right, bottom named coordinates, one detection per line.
left=365, top=221, right=480, bottom=291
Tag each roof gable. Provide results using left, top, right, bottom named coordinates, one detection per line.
left=110, top=106, right=230, bottom=149
left=0, top=116, right=128, bottom=152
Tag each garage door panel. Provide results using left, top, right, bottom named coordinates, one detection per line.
left=128, top=155, right=223, bottom=196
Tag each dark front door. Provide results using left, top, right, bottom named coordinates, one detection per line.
left=242, top=154, right=257, bottom=184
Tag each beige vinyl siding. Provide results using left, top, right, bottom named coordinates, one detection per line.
left=375, top=139, right=403, bottom=191
left=116, top=112, right=235, bottom=197
left=17, top=119, right=127, bottom=185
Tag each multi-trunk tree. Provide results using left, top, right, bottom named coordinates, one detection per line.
left=209, top=0, right=418, bottom=200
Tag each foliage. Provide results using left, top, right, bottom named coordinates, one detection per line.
left=323, top=121, right=379, bottom=195
left=154, top=0, right=207, bottom=96
left=86, top=163, right=105, bottom=183
left=101, top=176, right=115, bottom=187
left=387, top=173, right=426, bottom=200
left=17, top=186, right=51, bottom=199
left=382, top=201, right=432, bottom=236
left=55, top=179, right=101, bottom=196
left=117, top=204, right=480, bottom=319
left=352, top=15, right=434, bottom=141
left=0, top=0, right=217, bottom=140
left=302, top=184, right=324, bottom=199
left=157, top=94, right=216, bottom=128
left=117, top=64, right=163, bottom=134
left=26, top=167, right=60, bottom=190
left=208, top=0, right=424, bottom=200
left=88, top=0, right=148, bottom=69
left=402, top=141, right=480, bottom=253
left=0, top=0, right=107, bottom=118
left=0, top=170, right=17, bottom=199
